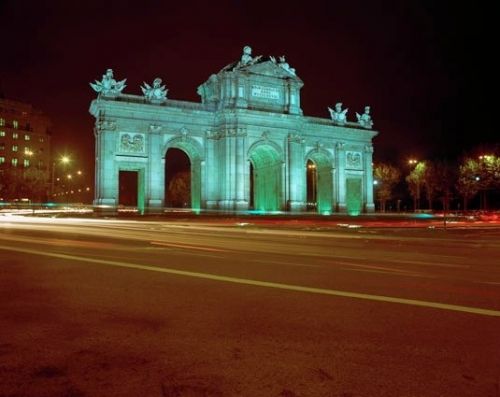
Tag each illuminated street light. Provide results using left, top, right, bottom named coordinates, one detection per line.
left=408, top=159, right=418, bottom=165
left=51, top=155, right=71, bottom=196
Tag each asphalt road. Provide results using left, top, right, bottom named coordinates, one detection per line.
left=1, top=216, right=499, bottom=397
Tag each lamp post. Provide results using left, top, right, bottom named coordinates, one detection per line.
left=51, top=156, right=70, bottom=197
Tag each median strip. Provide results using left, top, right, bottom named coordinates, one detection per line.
left=1, top=244, right=499, bottom=318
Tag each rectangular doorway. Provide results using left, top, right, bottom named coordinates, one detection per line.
left=119, top=170, right=145, bottom=213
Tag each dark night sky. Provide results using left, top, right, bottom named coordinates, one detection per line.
left=0, top=0, right=496, bottom=176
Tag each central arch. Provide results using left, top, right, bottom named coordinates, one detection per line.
left=248, top=142, right=282, bottom=212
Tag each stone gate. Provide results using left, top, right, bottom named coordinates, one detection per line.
left=89, top=46, right=377, bottom=214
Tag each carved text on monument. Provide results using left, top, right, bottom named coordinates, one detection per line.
left=251, top=85, right=280, bottom=100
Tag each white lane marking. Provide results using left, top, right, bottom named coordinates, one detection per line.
left=1, top=245, right=499, bottom=317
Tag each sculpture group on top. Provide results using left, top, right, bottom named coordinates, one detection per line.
left=328, top=102, right=374, bottom=129
left=141, top=78, right=168, bottom=104
left=89, top=51, right=373, bottom=130
left=90, top=69, right=168, bottom=104
left=233, top=45, right=297, bottom=76
left=90, top=69, right=127, bottom=97
left=328, top=102, right=348, bottom=125
left=237, top=45, right=262, bottom=68
left=356, top=106, right=374, bottom=129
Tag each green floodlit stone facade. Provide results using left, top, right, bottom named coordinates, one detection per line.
left=89, top=46, right=378, bottom=214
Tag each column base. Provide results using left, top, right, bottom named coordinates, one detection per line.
left=93, top=198, right=117, bottom=215
left=336, top=202, right=347, bottom=213
left=287, top=200, right=306, bottom=212
left=364, top=203, right=375, bottom=213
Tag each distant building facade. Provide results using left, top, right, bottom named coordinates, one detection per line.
left=0, top=98, right=52, bottom=178
left=89, top=46, right=378, bottom=214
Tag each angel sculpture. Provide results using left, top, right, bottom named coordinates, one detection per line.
left=90, top=68, right=126, bottom=97
left=141, top=78, right=168, bottom=104
left=356, top=106, right=374, bottom=129
left=328, top=102, right=348, bottom=125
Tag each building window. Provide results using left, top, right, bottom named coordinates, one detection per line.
left=12, top=145, right=18, bottom=152
left=0, top=143, right=4, bottom=150
left=12, top=132, right=18, bottom=139
left=0, top=118, right=4, bottom=126
left=24, top=159, right=30, bottom=167
left=13, top=120, right=19, bottom=129
left=38, top=160, right=44, bottom=168
left=12, top=158, right=18, bottom=167
left=24, top=134, right=30, bottom=141
left=0, top=131, right=5, bottom=137
left=0, top=157, right=5, bottom=164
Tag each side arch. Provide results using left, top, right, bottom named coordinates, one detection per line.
left=305, top=148, right=334, bottom=213
left=163, top=136, right=204, bottom=210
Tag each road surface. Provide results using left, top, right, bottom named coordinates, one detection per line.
left=1, top=216, right=499, bottom=396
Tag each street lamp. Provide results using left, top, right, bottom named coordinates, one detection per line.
left=51, top=156, right=70, bottom=197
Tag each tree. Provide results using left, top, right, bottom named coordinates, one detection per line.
left=0, top=166, right=23, bottom=200
left=373, top=163, right=400, bottom=212
left=21, top=168, right=49, bottom=202
left=423, top=162, right=439, bottom=210
left=456, top=158, right=480, bottom=211
left=406, top=161, right=426, bottom=211
left=167, top=171, right=190, bottom=207
left=457, top=154, right=500, bottom=210
left=432, top=160, right=456, bottom=212
left=0, top=165, right=48, bottom=202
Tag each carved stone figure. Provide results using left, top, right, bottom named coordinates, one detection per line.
left=278, top=56, right=296, bottom=75
left=237, top=46, right=262, bottom=68
left=328, top=102, right=348, bottom=125
left=356, top=106, right=374, bottom=129
left=90, top=69, right=127, bottom=97
left=141, top=78, right=168, bottom=104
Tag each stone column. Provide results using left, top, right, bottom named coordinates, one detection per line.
left=287, top=133, right=306, bottom=211
left=287, top=82, right=302, bottom=115
left=335, top=142, right=346, bottom=213
left=205, top=131, right=218, bottom=209
left=94, top=126, right=118, bottom=208
left=147, top=128, right=164, bottom=212
left=235, top=129, right=247, bottom=209
left=364, top=145, right=375, bottom=212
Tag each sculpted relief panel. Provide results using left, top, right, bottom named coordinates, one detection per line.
left=119, top=133, right=145, bottom=154
left=346, top=151, right=362, bottom=169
